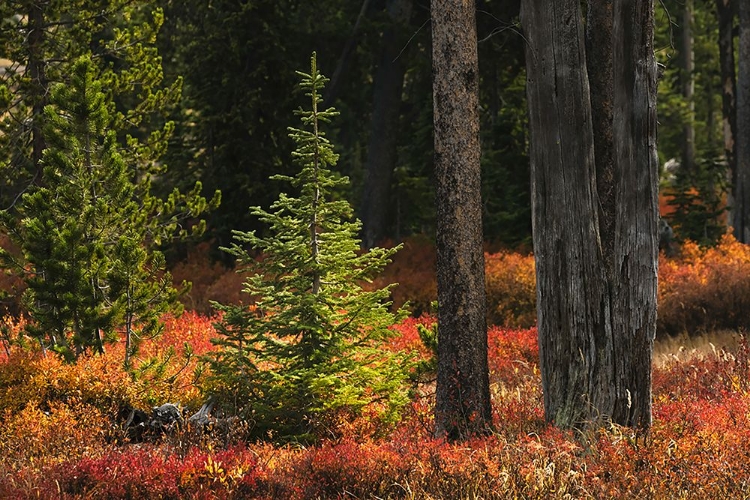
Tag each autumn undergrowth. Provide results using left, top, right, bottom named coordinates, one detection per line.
left=2, top=238, right=750, bottom=498
left=0, top=307, right=749, bottom=499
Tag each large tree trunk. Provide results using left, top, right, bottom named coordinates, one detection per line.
left=431, top=0, right=491, bottom=440
left=522, top=0, right=657, bottom=429
left=716, top=0, right=737, bottom=225
left=361, top=0, right=413, bottom=248
left=608, top=0, right=659, bottom=428
left=734, top=0, right=750, bottom=242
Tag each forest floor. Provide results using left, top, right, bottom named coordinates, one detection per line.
left=1, top=312, right=749, bottom=499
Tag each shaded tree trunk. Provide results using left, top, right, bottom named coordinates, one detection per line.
left=28, top=1, right=48, bottom=185
left=431, top=0, right=491, bottom=440
left=361, top=0, right=413, bottom=248
left=324, top=0, right=374, bottom=107
left=716, top=0, right=737, bottom=225
left=522, top=0, right=658, bottom=429
left=734, top=0, right=750, bottom=242
left=682, top=0, right=696, bottom=174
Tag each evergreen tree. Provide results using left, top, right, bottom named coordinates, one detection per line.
left=209, top=53, right=410, bottom=442
left=0, top=2, right=209, bottom=226
left=1, top=55, right=187, bottom=364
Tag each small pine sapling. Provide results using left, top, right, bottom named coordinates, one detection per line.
left=210, top=53, right=411, bottom=441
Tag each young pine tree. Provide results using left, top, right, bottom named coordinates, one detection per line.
left=210, top=53, right=410, bottom=442
left=1, top=55, right=180, bottom=364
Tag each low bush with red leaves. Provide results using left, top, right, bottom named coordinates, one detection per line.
left=4, top=237, right=750, bottom=497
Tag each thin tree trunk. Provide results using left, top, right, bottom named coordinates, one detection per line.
left=735, top=0, right=750, bottom=242
left=28, top=1, right=48, bottom=185
left=682, top=0, right=696, bottom=174
left=361, top=0, right=413, bottom=249
left=431, top=0, right=491, bottom=440
left=324, top=0, right=374, bottom=107
left=716, top=0, right=737, bottom=226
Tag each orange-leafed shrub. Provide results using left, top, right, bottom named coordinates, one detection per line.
left=368, top=236, right=438, bottom=316
left=0, top=349, right=137, bottom=416
left=0, top=312, right=223, bottom=475
left=485, top=251, right=537, bottom=328
left=658, top=233, right=750, bottom=336
left=0, top=232, right=25, bottom=317
left=8, top=314, right=750, bottom=498
left=0, top=400, right=108, bottom=471
left=369, top=238, right=538, bottom=327
left=170, top=241, right=245, bottom=314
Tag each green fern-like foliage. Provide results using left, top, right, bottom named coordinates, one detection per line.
left=210, top=53, right=410, bottom=442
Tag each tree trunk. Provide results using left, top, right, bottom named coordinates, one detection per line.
left=522, top=0, right=657, bottom=429
left=682, top=0, right=696, bottom=174
left=324, top=0, right=374, bottom=107
left=586, top=0, right=616, bottom=272
left=431, top=0, right=491, bottom=440
left=716, top=0, right=737, bottom=226
left=361, top=0, right=413, bottom=248
left=608, top=0, right=659, bottom=428
left=734, top=0, right=750, bottom=242
left=28, top=1, right=48, bottom=185
left=716, top=0, right=737, bottom=221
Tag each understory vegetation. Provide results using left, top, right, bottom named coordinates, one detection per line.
left=1, top=240, right=750, bottom=498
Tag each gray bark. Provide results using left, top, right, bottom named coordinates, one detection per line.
left=361, top=0, right=413, bottom=248
left=608, top=0, right=659, bottom=429
left=734, top=0, right=750, bottom=242
left=522, top=0, right=657, bottom=429
left=431, top=0, right=491, bottom=440
left=586, top=0, right=616, bottom=272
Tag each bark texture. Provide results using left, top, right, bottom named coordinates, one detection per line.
left=431, top=0, right=491, bottom=440
left=608, top=0, right=659, bottom=429
left=716, top=0, right=737, bottom=206
left=361, top=0, right=413, bottom=248
left=522, top=0, right=657, bottom=429
left=586, top=0, right=615, bottom=271
left=734, top=0, right=750, bottom=242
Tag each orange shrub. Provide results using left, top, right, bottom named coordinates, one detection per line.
left=0, top=232, right=26, bottom=317
left=368, top=235, right=437, bottom=316
left=485, top=251, right=537, bottom=328
left=369, top=238, right=538, bottom=327
left=170, top=241, right=245, bottom=314
left=658, top=233, right=750, bottom=336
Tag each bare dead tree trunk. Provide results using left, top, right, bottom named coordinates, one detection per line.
left=361, top=0, right=413, bottom=248
left=431, top=0, right=491, bottom=440
left=734, top=0, right=750, bottom=242
left=522, top=0, right=657, bottom=429
left=586, top=0, right=616, bottom=273
left=608, top=0, right=659, bottom=428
